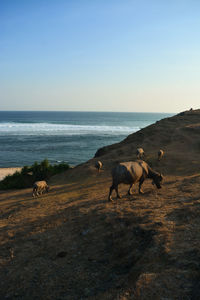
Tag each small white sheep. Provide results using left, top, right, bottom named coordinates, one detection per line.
left=136, top=148, right=145, bottom=159
left=158, top=149, right=164, bottom=161
left=32, top=180, right=49, bottom=197
left=95, top=161, right=103, bottom=172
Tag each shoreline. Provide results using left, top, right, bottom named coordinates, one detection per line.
left=0, top=164, right=74, bottom=182
left=0, top=167, right=22, bottom=181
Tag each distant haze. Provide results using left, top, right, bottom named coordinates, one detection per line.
left=1, top=0, right=200, bottom=113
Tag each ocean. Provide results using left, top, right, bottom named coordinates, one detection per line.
left=0, top=111, right=173, bottom=167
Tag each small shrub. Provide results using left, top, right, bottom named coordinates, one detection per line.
left=0, top=159, right=70, bottom=190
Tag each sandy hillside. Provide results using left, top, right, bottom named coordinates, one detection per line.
left=0, top=109, right=200, bottom=299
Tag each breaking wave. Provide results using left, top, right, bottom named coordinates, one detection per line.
left=0, top=122, right=140, bottom=136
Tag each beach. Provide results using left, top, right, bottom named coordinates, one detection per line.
left=0, top=167, right=22, bottom=181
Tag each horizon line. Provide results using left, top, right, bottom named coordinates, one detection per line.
left=0, top=110, right=175, bottom=114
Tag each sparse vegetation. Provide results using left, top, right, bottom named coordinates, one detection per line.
left=1, top=110, right=200, bottom=299
left=0, top=159, right=69, bottom=190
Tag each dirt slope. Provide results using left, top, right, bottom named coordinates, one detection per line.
left=0, top=109, right=200, bottom=300
left=94, top=109, right=200, bottom=175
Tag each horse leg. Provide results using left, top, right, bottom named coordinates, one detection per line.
left=139, top=178, right=145, bottom=194
left=128, top=183, right=134, bottom=195
left=115, top=185, right=121, bottom=199
left=108, top=184, right=114, bottom=201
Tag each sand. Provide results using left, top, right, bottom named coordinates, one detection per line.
left=0, top=167, right=22, bottom=181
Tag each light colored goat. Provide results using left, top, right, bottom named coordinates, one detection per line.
left=95, top=161, right=103, bottom=172
left=136, top=148, right=145, bottom=159
left=158, top=149, right=164, bottom=161
left=32, top=180, right=49, bottom=197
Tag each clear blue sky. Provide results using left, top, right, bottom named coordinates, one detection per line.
left=1, top=0, right=200, bottom=112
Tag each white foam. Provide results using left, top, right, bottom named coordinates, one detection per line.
left=0, top=122, right=140, bottom=136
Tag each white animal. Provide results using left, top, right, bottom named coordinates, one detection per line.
left=32, top=180, right=49, bottom=197
left=95, top=161, right=103, bottom=172
left=158, top=149, right=164, bottom=161
left=136, top=148, right=145, bottom=159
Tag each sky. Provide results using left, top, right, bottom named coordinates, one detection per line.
left=0, top=0, right=200, bottom=113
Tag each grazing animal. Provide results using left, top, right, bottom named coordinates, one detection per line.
left=158, top=149, right=164, bottom=161
left=95, top=161, right=103, bottom=172
left=108, top=160, right=163, bottom=201
left=32, top=180, right=49, bottom=197
left=136, top=148, right=145, bottom=159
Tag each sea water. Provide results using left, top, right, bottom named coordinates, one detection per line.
left=0, top=111, right=173, bottom=167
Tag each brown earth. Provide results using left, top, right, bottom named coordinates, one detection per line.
left=1, top=109, right=200, bottom=299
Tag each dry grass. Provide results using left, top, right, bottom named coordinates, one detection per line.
left=1, top=109, right=200, bottom=299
